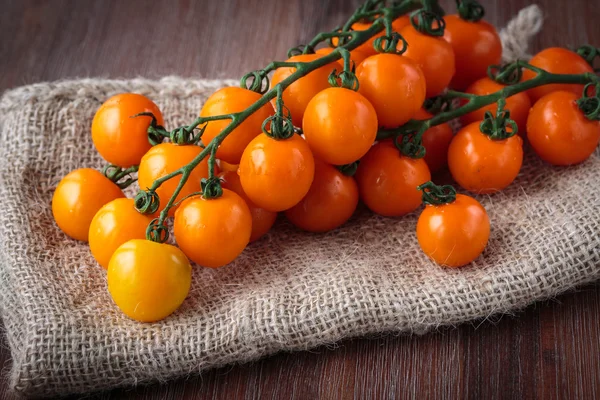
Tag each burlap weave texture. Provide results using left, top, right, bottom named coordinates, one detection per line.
left=1, top=6, right=599, bottom=398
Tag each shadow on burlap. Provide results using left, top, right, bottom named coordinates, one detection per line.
left=0, top=6, right=599, bottom=398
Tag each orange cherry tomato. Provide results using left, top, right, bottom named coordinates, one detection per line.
left=174, top=189, right=252, bottom=268
left=91, top=93, right=164, bottom=168
left=315, top=47, right=369, bottom=68
left=443, top=15, right=502, bottom=90
left=108, top=239, right=191, bottom=322
left=303, top=87, right=378, bottom=165
left=522, top=47, right=594, bottom=103
left=285, top=159, right=359, bottom=232
left=414, top=109, right=454, bottom=174
left=417, top=194, right=490, bottom=268
left=392, top=15, right=412, bottom=32
left=239, top=133, right=315, bottom=212
left=356, top=53, right=426, bottom=128
left=217, top=159, right=239, bottom=172
left=137, top=143, right=210, bottom=216
left=355, top=140, right=431, bottom=217
left=200, top=87, right=274, bottom=164
left=460, top=77, right=532, bottom=135
left=219, top=170, right=277, bottom=242
left=527, top=91, right=600, bottom=166
left=271, top=54, right=337, bottom=127
left=52, top=168, right=124, bottom=242
left=400, top=24, right=455, bottom=98
left=448, top=121, right=523, bottom=194
left=88, top=198, right=154, bottom=269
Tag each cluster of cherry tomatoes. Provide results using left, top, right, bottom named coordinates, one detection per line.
left=51, top=2, right=600, bottom=322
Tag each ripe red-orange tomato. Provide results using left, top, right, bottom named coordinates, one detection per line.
left=137, top=143, right=211, bottom=216
left=89, top=198, right=153, bottom=269
left=448, top=122, right=523, bottom=194
left=400, top=24, right=455, bottom=98
left=285, top=159, right=359, bottom=232
left=239, top=133, right=315, bottom=212
left=522, top=47, right=594, bottom=103
left=174, top=189, right=252, bottom=268
left=52, top=168, right=124, bottom=242
left=460, top=77, right=532, bottom=134
left=219, top=170, right=278, bottom=242
left=355, top=140, right=431, bottom=216
left=92, top=93, right=164, bottom=168
left=108, top=239, right=191, bottom=322
left=443, top=15, right=502, bottom=90
left=417, top=194, right=490, bottom=268
left=271, top=54, right=337, bottom=127
left=527, top=91, right=600, bottom=166
left=315, top=47, right=370, bottom=68
left=217, top=159, right=239, bottom=173
left=303, top=87, right=378, bottom=165
left=200, top=87, right=274, bottom=164
left=413, top=109, right=454, bottom=174
left=356, top=53, right=426, bottom=127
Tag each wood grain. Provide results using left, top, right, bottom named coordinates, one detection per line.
left=1, top=0, right=599, bottom=399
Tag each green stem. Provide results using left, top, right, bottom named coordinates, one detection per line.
left=377, top=66, right=600, bottom=142
left=136, top=0, right=423, bottom=237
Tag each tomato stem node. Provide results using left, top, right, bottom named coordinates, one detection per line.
left=418, top=181, right=457, bottom=205
left=102, top=164, right=139, bottom=189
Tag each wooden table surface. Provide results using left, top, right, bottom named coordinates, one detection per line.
left=1, top=0, right=599, bottom=398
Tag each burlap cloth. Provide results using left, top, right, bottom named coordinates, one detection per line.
left=1, top=6, right=599, bottom=398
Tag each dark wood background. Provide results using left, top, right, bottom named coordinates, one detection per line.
left=1, top=0, right=599, bottom=398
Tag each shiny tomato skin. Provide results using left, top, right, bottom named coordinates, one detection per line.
left=355, top=140, right=431, bottom=217
left=442, top=15, right=502, bottom=90
left=89, top=198, right=154, bottom=269
left=52, top=168, right=125, bottom=242
left=108, top=239, right=191, bottom=322
left=200, top=87, right=274, bottom=164
left=219, top=170, right=278, bottom=242
left=270, top=54, right=337, bottom=127
left=356, top=53, right=426, bottom=128
left=174, top=189, right=252, bottom=268
left=92, top=93, right=164, bottom=168
left=285, top=159, right=359, bottom=232
left=526, top=91, right=600, bottom=166
left=522, top=48, right=594, bottom=103
left=417, top=194, right=490, bottom=268
left=303, top=87, right=378, bottom=165
left=239, top=133, right=315, bottom=212
left=400, top=24, right=456, bottom=98
left=448, top=121, right=523, bottom=194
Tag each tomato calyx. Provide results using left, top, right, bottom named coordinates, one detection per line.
left=134, top=189, right=160, bottom=215
left=409, top=9, right=445, bottom=36
left=576, top=45, right=600, bottom=69
left=240, top=70, right=270, bottom=95
left=337, top=161, right=360, bottom=177
left=328, top=48, right=360, bottom=91
left=102, top=164, right=139, bottom=189
left=576, top=83, right=600, bottom=121
left=200, top=176, right=224, bottom=199
left=456, top=0, right=485, bottom=23
left=146, top=218, right=169, bottom=243
left=373, top=32, right=407, bottom=55
left=488, top=63, right=523, bottom=86
left=131, top=111, right=168, bottom=146
left=417, top=181, right=457, bottom=206
left=479, top=98, right=518, bottom=140
left=263, top=86, right=296, bottom=140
